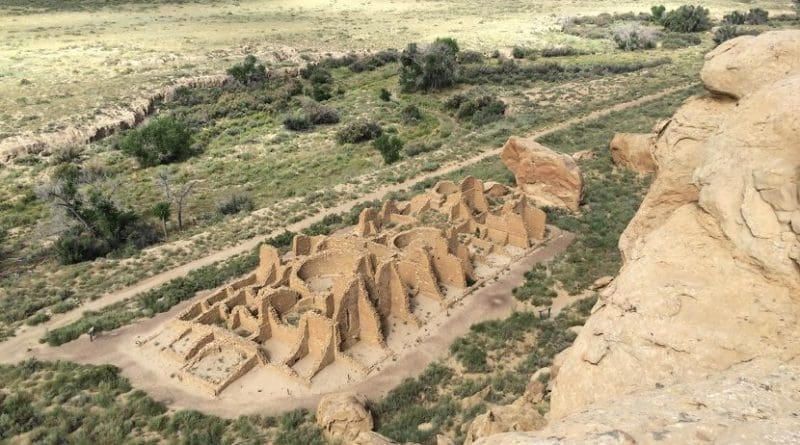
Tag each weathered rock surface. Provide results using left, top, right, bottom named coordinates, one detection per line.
left=701, top=30, right=800, bottom=99
left=608, top=133, right=655, bottom=174
left=464, top=400, right=546, bottom=445
left=476, top=360, right=800, bottom=444
left=477, top=31, right=800, bottom=444
left=316, top=392, right=374, bottom=443
left=501, top=137, right=583, bottom=211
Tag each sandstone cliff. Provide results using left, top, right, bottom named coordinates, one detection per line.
left=476, top=31, right=800, bottom=444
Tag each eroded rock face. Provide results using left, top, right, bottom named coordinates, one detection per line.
left=474, top=361, right=800, bottom=444
left=316, top=392, right=374, bottom=443
left=701, top=30, right=800, bottom=99
left=477, top=31, right=800, bottom=444
left=464, top=401, right=545, bottom=445
left=501, top=137, right=583, bottom=211
left=608, top=133, right=656, bottom=175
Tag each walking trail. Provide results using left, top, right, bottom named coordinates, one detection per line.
left=0, top=83, right=694, bottom=368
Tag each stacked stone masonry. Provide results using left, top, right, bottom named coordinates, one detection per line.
left=149, top=176, right=548, bottom=395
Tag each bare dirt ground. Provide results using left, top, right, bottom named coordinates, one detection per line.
left=0, top=83, right=694, bottom=368
left=19, top=230, right=575, bottom=417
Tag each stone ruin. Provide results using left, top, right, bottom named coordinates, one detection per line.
left=145, top=176, right=549, bottom=395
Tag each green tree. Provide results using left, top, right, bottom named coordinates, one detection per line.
left=662, top=5, right=711, bottom=32
left=226, top=54, right=267, bottom=85
left=151, top=201, right=171, bottom=238
left=118, top=116, right=194, bottom=167
left=650, top=5, right=666, bottom=23
left=373, top=134, right=404, bottom=164
left=399, top=38, right=459, bottom=92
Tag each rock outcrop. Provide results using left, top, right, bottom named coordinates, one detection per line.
left=608, top=132, right=656, bottom=174
left=477, top=31, right=800, bottom=444
left=316, top=392, right=374, bottom=443
left=501, top=137, right=583, bottom=211
left=700, top=30, right=800, bottom=99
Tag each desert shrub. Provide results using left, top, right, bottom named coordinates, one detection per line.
left=660, top=32, right=702, bottom=48
left=49, top=145, right=82, bottom=164
left=24, top=312, right=50, bottom=326
left=614, top=25, right=657, bottom=50
left=118, top=115, right=194, bottom=167
left=299, top=64, right=332, bottom=84
left=310, top=83, right=332, bottom=101
left=282, top=112, right=312, bottom=131
left=373, top=134, right=404, bottom=164
left=662, top=5, right=711, bottom=32
left=457, top=50, right=483, bottom=64
left=399, top=39, right=459, bottom=92
left=304, top=103, right=339, bottom=125
left=651, top=5, right=666, bottom=23
left=459, top=58, right=670, bottom=85
left=400, top=104, right=423, bottom=124
left=745, top=8, right=769, bottom=24
left=723, top=10, right=746, bottom=24
left=447, top=94, right=506, bottom=126
left=226, top=55, right=267, bottom=86
left=713, top=25, right=739, bottom=45
left=217, top=194, right=254, bottom=215
left=511, top=46, right=535, bottom=59
left=450, top=339, right=488, bottom=372
left=336, top=120, right=383, bottom=144
left=541, top=46, right=582, bottom=57
left=54, top=227, right=112, bottom=264
left=513, top=264, right=558, bottom=305
left=379, top=88, right=392, bottom=101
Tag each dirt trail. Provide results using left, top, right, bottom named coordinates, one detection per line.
left=0, top=83, right=694, bottom=364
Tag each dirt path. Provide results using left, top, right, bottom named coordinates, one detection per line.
left=0, top=83, right=694, bottom=364
left=19, top=230, right=575, bottom=417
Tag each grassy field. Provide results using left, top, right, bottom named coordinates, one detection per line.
left=0, top=0, right=793, bottom=138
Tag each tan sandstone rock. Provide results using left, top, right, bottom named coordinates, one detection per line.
left=701, top=30, right=800, bottom=99
left=316, top=392, right=374, bottom=443
left=464, top=399, right=546, bottom=444
left=501, top=137, right=583, bottom=211
left=608, top=133, right=656, bottom=174
left=477, top=30, right=800, bottom=444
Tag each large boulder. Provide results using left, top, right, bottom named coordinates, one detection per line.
left=464, top=401, right=545, bottom=445
left=701, top=30, right=800, bottom=99
left=501, top=137, right=583, bottom=211
left=608, top=133, right=655, bottom=175
left=316, top=392, right=374, bottom=443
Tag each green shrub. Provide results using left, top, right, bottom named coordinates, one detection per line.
left=226, top=55, right=267, bottom=86
left=723, top=10, right=746, bottom=25
left=541, top=46, right=582, bottom=57
left=217, top=194, right=254, bottom=215
left=400, top=104, right=423, bottom=124
left=336, top=120, right=383, bottom=144
left=662, top=5, right=711, bottom=32
left=379, top=88, right=392, bottom=101
left=305, top=103, right=339, bottom=125
left=403, top=141, right=441, bottom=157
left=283, top=112, right=312, bottom=131
left=660, top=32, right=702, bottom=48
left=457, top=50, right=483, bottom=64
left=651, top=5, right=666, bottom=23
left=614, top=25, right=658, bottom=50
left=745, top=8, right=769, bottom=24
left=450, top=339, right=488, bottom=372
left=310, top=83, right=332, bottom=101
left=118, top=115, right=195, bottom=167
left=25, top=312, right=50, bottom=326
left=713, top=25, right=739, bottom=45
left=54, top=227, right=112, bottom=264
left=373, top=134, right=404, bottom=164
left=399, top=39, right=459, bottom=92
left=511, top=46, right=535, bottom=59
left=446, top=94, right=506, bottom=126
